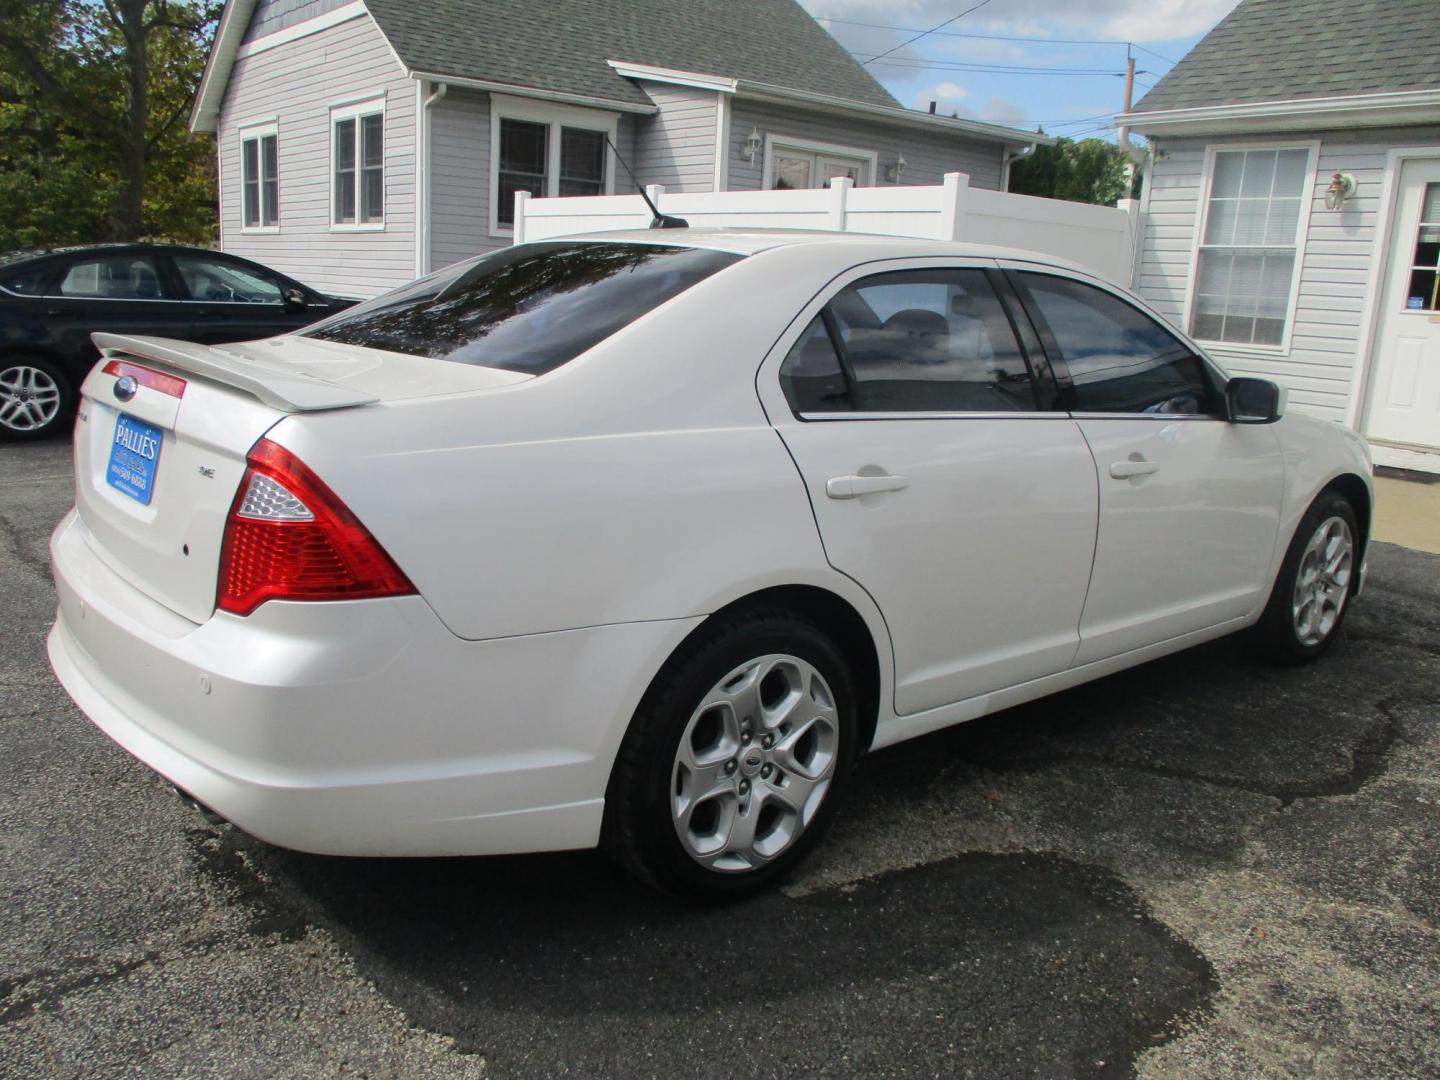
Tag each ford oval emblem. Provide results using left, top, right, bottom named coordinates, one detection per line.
left=113, top=375, right=139, bottom=402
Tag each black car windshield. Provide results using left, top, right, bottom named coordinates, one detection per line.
left=301, top=241, right=742, bottom=375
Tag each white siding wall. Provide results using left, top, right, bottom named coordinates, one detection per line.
left=631, top=83, right=718, bottom=192
left=429, top=88, right=493, bottom=271
left=426, top=91, right=640, bottom=271
left=1139, top=126, right=1440, bottom=421
left=727, top=99, right=1006, bottom=192
left=217, top=13, right=415, bottom=298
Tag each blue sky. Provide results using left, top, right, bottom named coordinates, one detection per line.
left=798, top=0, right=1242, bottom=140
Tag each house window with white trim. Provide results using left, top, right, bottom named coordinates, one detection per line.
left=491, top=96, right=617, bottom=233
left=240, top=125, right=278, bottom=229
left=764, top=137, right=875, bottom=190
left=1191, top=147, right=1312, bottom=347
left=331, top=98, right=384, bottom=227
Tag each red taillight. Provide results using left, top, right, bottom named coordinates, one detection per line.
left=103, top=359, right=187, bottom=398
left=217, top=438, right=415, bottom=616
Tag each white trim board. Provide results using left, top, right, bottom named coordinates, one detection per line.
left=1371, top=443, right=1440, bottom=475
left=235, top=1, right=367, bottom=59
left=1120, top=89, right=1440, bottom=136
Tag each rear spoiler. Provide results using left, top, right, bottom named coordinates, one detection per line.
left=92, top=333, right=378, bottom=413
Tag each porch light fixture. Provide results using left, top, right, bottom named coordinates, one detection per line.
left=1325, top=171, right=1357, bottom=209
left=743, top=127, right=763, bottom=164
left=885, top=154, right=907, bottom=183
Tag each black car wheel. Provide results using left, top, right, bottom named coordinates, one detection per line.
left=0, top=355, right=75, bottom=441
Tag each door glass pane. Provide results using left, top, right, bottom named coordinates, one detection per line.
left=1407, top=268, right=1440, bottom=311
left=1021, top=273, right=1219, bottom=415
left=58, top=255, right=166, bottom=300
left=559, top=128, right=605, bottom=197
left=772, top=155, right=810, bottom=190
left=826, top=269, right=1035, bottom=412
left=174, top=255, right=283, bottom=304
left=498, top=118, right=548, bottom=226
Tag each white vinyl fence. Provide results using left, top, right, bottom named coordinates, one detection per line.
left=514, top=173, right=1143, bottom=285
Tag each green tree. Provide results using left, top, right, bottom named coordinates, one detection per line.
left=0, top=0, right=219, bottom=249
left=1008, top=136, right=1131, bottom=206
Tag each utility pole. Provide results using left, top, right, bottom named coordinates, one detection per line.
left=1117, top=52, right=1136, bottom=150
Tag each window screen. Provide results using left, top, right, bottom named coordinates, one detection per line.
left=498, top=119, right=547, bottom=227
left=1191, top=148, right=1309, bottom=346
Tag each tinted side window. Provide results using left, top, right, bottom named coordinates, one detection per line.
left=59, top=255, right=168, bottom=300
left=0, top=264, right=49, bottom=295
left=779, top=316, right=851, bottom=413
left=174, top=254, right=283, bottom=304
left=805, top=268, right=1034, bottom=413
left=1018, top=273, right=1219, bottom=415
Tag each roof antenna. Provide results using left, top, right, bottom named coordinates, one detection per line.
left=605, top=134, right=688, bottom=229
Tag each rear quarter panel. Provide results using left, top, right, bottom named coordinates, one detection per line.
left=267, top=243, right=874, bottom=642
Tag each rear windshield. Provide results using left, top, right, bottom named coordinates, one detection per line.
left=301, top=241, right=742, bottom=375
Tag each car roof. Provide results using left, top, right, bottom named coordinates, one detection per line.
left=543, top=227, right=1100, bottom=278
left=0, top=243, right=228, bottom=267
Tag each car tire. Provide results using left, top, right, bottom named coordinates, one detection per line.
left=604, top=608, right=859, bottom=900
left=0, top=354, right=75, bottom=442
left=1253, top=491, right=1360, bottom=665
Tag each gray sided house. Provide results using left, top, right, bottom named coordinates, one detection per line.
left=1118, top=0, right=1440, bottom=470
left=191, top=0, right=1044, bottom=298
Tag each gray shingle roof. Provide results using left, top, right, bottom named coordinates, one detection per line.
left=362, top=0, right=899, bottom=109
left=1133, top=0, right=1440, bottom=112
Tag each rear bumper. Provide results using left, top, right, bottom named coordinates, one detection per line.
left=47, top=510, right=700, bottom=856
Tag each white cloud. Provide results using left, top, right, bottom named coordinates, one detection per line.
left=912, top=81, right=970, bottom=115
left=800, top=0, right=1239, bottom=44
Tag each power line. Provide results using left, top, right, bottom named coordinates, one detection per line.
left=851, top=53, right=1127, bottom=76
left=860, top=1, right=994, bottom=66
left=1131, top=43, right=1179, bottom=65
left=818, top=15, right=1178, bottom=66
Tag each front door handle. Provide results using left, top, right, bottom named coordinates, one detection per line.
left=826, top=473, right=910, bottom=499
left=1109, top=458, right=1160, bottom=479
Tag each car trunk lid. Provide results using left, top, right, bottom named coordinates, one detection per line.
left=74, top=334, right=529, bottom=624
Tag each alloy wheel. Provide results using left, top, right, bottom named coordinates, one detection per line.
left=671, top=653, right=839, bottom=873
left=0, top=365, right=63, bottom=433
left=1292, top=515, right=1353, bottom=647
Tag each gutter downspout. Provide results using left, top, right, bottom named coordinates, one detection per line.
left=1000, top=143, right=1036, bottom=192
left=417, top=80, right=448, bottom=277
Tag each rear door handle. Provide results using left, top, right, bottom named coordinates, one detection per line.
left=826, top=473, right=910, bottom=499
left=1109, top=459, right=1160, bottom=479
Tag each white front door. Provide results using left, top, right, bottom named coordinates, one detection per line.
left=1367, top=159, right=1440, bottom=450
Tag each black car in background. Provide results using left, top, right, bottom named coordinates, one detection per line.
left=0, top=244, right=355, bottom=440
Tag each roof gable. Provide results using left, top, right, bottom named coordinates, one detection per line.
left=1134, top=0, right=1440, bottom=113
left=362, top=0, right=898, bottom=109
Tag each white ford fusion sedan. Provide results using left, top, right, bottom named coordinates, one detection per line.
left=48, top=230, right=1372, bottom=897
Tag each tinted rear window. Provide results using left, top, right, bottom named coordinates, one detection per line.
left=302, top=242, right=742, bottom=375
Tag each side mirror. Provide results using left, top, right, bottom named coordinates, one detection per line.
left=283, top=287, right=307, bottom=312
left=1226, top=376, right=1286, bottom=424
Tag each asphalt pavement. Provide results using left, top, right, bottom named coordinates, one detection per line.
left=2, top=436, right=1437, bottom=1078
